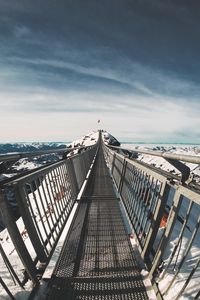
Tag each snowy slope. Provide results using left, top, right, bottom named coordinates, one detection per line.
left=68, top=130, right=99, bottom=148
left=0, top=142, right=67, bottom=156
left=102, top=130, right=121, bottom=146
left=122, top=144, right=200, bottom=184
left=0, top=142, right=69, bottom=182
left=66, top=130, right=99, bottom=156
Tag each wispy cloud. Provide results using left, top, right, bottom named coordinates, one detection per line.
left=14, top=25, right=31, bottom=38
left=0, top=0, right=200, bottom=142
left=3, top=54, right=200, bottom=101
left=1, top=87, right=200, bottom=142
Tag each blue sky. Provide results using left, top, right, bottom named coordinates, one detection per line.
left=0, top=0, right=200, bottom=142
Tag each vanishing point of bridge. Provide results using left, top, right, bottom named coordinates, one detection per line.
left=0, top=131, right=200, bottom=299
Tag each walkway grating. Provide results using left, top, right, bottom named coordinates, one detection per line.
left=45, top=146, right=149, bottom=299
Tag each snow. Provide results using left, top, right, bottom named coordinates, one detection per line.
left=157, top=214, right=200, bottom=299
left=66, top=131, right=99, bottom=157
left=0, top=170, right=76, bottom=299
left=102, top=130, right=120, bottom=146
left=67, top=129, right=119, bottom=149
left=0, top=137, right=200, bottom=299
left=68, top=130, right=99, bottom=148
left=13, top=158, right=42, bottom=171
left=0, top=220, right=34, bottom=299
left=122, top=143, right=200, bottom=183
left=121, top=143, right=200, bottom=299
left=0, top=142, right=69, bottom=183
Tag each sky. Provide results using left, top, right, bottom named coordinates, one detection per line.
left=0, top=0, right=200, bottom=143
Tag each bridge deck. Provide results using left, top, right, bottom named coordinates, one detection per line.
left=45, top=146, right=149, bottom=299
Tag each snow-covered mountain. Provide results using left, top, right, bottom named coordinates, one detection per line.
left=0, top=142, right=67, bottom=154
left=122, top=144, right=200, bottom=184
left=1, top=133, right=199, bottom=196
left=102, top=130, right=121, bottom=146
left=67, top=130, right=120, bottom=149
left=0, top=142, right=68, bottom=180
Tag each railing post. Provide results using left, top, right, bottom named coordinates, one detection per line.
left=14, top=183, right=48, bottom=262
left=0, top=189, right=38, bottom=285
left=111, top=152, right=116, bottom=175
left=118, top=158, right=127, bottom=194
left=0, top=277, right=16, bottom=300
left=67, top=159, right=79, bottom=197
left=149, top=189, right=183, bottom=278
left=141, top=181, right=171, bottom=263
left=0, top=243, right=24, bottom=288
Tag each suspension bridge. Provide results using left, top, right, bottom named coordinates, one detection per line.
left=0, top=131, right=200, bottom=299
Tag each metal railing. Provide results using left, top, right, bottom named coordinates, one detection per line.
left=103, top=144, right=200, bottom=300
left=107, top=144, right=200, bottom=185
left=0, top=143, right=98, bottom=298
left=107, top=144, right=200, bottom=164
left=0, top=147, right=68, bottom=163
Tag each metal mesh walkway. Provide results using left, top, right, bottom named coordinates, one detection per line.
left=45, top=146, right=149, bottom=299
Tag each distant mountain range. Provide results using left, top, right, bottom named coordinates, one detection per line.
left=0, top=142, right=68, bottom=154
left=0, top=142, right=69, bottom=182
left=0, top=142, right=70, bottom=231
left=0, top=130, right=120, bottom=178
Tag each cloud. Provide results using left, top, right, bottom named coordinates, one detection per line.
left=3, top=53, right=200, bottom=102
left=0, top=0, right=200, bottom=142
left=14, top=25, right=31, bottom=38
left=0, top=87, right=200, bottom=143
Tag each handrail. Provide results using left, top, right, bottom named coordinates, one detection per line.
left=107, top=144, right=200, bottom=165
left=103, top=143, right=200, bottom=299
left=0, top=142, right=98, bottom=298
left=0, top=146, right=87, bottom=163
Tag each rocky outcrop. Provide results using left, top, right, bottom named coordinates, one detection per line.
left=102, top=131, right=120, bottom=146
